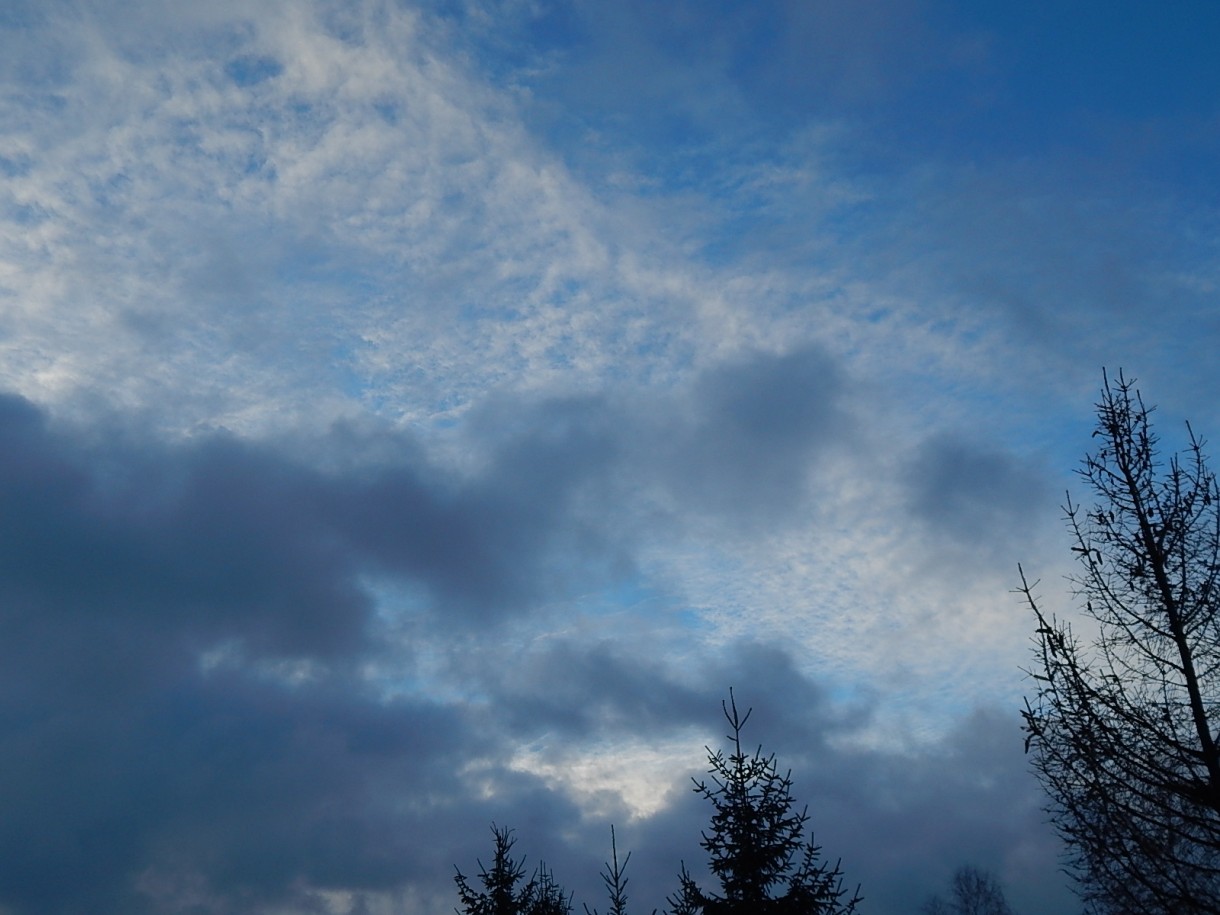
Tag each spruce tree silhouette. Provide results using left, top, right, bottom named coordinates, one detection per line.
left=531, top=863, right=573, bottom=915
left=585, top=826, right=655, bottom=915
left=455, top=824, right=571, bottom=915
left=666, top=690, right=861, bottom=915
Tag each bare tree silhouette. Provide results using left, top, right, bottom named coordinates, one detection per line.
left=920, top=865, right=1014, bottom=915
left=1022, top=371, right=1220, bottom=914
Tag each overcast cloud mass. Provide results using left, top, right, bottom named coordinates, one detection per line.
left=2, top=1, right=1219, bottom=913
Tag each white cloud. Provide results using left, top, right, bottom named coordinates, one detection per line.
left=0, top=1, right=1117, bottom=738
left=7, top=3, right=1217, bottom=912
left=508, top=730, right=707, bottom=821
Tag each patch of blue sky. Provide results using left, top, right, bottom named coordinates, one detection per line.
left=84, top=169, right=136, bottom=211
left=224, top=54, right=283, bottom=89
left=2, top=202, right=48, bottom=228
left=372, top=99, right=401, bottom=126
left=586, top=577, right=667, bottom=619
left=240, top=149, right=274, bottom=178
left=331, top=351, right=377, bottom=404
left=670, top=606, right=716, bottom=635
left=971, top=2, right=1220, bottom=119
left=365, top=574, right=435, bottom=630
left=271, top=244, right=378, bottom=293
left=628, top=325, right=690, bottom=372
left=428, top=414, right=461, bottom=433
left=874, top=3, right=1220, bottom=181
left=0, top=153, right=32, bottom=179
left=421, top=0, right=588, bottom=89
left=0, top=0, right=42, bottom=29
left=328, top=342, right=430, bottom=421
left=4, top=87, right=70, bottom=121
left=457, top=299, right=521, bottom=322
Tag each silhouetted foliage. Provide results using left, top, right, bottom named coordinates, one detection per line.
left=532, top=864, right=574, bottom=915
left=456, top=824, right=571, bottom=915
left=1021, top=371, right=1220, bottom=915
left=585, top=826, right=655, bottom=915
left=666, top=690, right=861, bottom=915
left=920, top=865, right=1014, bottom=915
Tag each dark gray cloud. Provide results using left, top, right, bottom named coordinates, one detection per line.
left=905, top=432, right=1051, bottom=551
left=690, top=345, right=847, bottom=465
left=460, top=345, right=852, bottom=534
left=647, top=345, right=852, bottom=525
left=809, top=707, right=1074, bottom=915
left=1, top=2, right=1211, bottom=912
left=0, top=390, right=1074, bottom=914
left=485, top=641, right=1076, bottom=915
left=0, top=391, right=613, bottom=913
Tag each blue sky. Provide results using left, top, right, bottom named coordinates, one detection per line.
left=1, top=2, right=1218, bottom=913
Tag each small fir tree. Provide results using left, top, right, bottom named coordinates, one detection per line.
left=585, top=826, right=654, bottom=915
left=455, top=824, right=571, bottom=915
left=667, top=690, right=861, bottom=915
left=531, top=863, right=573, bottom=915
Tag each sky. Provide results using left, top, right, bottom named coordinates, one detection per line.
left=1, top=1, right=1218, bottom=913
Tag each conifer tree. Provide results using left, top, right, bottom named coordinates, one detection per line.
left=456, top=824, right=571, bottom=915
left=666, top=691, right=861, bottom=915
left=585, top=826, right=655, bottom=915
left=531, top=863, right=573, bottom=915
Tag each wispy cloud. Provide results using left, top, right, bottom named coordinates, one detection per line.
left=1, top=0, right=1216, bottom=912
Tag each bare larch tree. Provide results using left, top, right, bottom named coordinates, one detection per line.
left=1021, top=371, right=1220, bottom=914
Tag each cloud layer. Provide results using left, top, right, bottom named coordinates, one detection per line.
left=0, top=386, right=1065, bottom=914
left=2, top=1, right=1218, bottom=912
